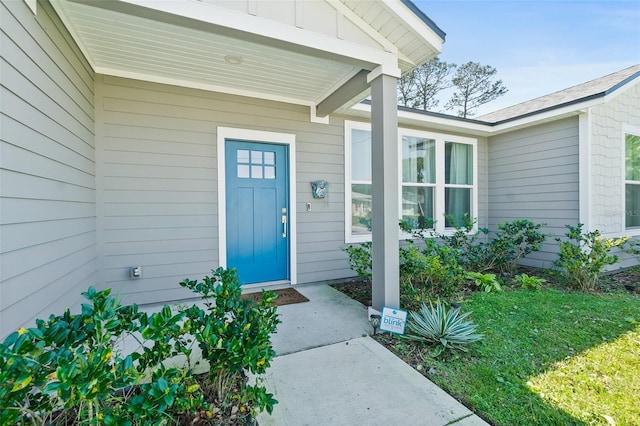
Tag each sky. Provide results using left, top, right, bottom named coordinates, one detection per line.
left=411, top=0, right=640, bottom=116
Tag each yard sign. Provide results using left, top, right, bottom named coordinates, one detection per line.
left=380, top=307, right=408, bottom=335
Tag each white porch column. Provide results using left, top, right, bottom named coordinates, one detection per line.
left=369, top=69, right=400, bottom=311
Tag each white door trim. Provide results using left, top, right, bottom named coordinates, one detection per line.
left=217, top=127, right=297, bottom=284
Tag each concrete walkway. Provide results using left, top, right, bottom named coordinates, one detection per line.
left=254, top=284, right=488, bottom=426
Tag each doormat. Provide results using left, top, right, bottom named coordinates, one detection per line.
left=241, top=288, right=309, bottom=307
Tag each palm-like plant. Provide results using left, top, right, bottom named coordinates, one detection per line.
left=405, top=299, right=483, bottom=352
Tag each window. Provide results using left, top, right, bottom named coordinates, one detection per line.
left=402, top=136, right=436, bottom=230
left=445, top=141, right=474, bottom=227
left=350, top=128, right=373, bottom=235
left=236, top=149, right=276, bottom=179
left=625, top=133, right=640, bottom=229
left=345, top=121, right=477, bottom=242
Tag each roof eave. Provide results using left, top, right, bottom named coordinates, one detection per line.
left=400, top=0, right=446, bottom=41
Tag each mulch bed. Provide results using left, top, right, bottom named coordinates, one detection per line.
left=241, top=288, right=309, bottom=306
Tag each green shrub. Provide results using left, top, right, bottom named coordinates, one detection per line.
left=438, top=215, right=491, bottom=271
left=467, top=272, right=502, bottom=292
left=0, top=268, right=279, bottom=424
left=554, top=224, right=629, bottom=290
left=343, top=218, right=545, bottom=306
left=399, top=242, right=467, bottom=310
left=407, top=216, right=546, bottom=275
left=404, top=299, right=483, bottom=353
left=514, top=273, right=546, bottom=291
left=180, top=267, right=280, bottom=415
left=489, top=219, right=547, bottom=275
left=0, top=287, right=196, bottom=425
left=342, top=242, right=372, bottom=280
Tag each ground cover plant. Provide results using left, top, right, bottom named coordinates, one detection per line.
left=376, top=289, right=639, bottom=425
left=0, top=267, right=279, bottom=425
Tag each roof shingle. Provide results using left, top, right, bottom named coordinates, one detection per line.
left=477, top=64, right=640, bottom=123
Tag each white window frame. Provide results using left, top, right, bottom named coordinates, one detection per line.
left=623, top=124, right=640, bottom=236
left=344, top=121, right=478, bottom=243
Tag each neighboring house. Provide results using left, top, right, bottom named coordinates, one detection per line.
left=1, top=0, right=638, bottom=339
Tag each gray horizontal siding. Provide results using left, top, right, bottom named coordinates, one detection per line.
left=0, top=0, right=96, bottom=338
left=488, top=117, right=579, bottom=268
left=96, top=75, right=351, bottom=305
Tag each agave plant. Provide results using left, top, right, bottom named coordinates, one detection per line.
left=405, top=299, right=483, bottom=352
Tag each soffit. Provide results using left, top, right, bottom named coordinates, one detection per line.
left=51, top=0, right=443, bottom=113
left=341, top=0, right=443, bottom=71
left=53, top=0, right=366, bottom=107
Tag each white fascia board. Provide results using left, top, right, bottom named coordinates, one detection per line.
left=350, top=99, right=607, bottom=137
left=325, top=0, right=412, bottom=66
left=326, top=0, right=397, bottom=54
left=490, top=98, right=605, bottom=134
left=94, top=66, right=316, bottom=109
left=384, top=0, right=444, bottom=53
left=116, top=0, right=398, bottom=71
left=349, top=103, right=493, bottom=136
left=603, top=79, right=640, bottom=103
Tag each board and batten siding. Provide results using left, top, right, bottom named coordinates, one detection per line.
left=488, top=117, right=580, bottom=268
left=0, top=0, right=96, bottom=337
left=96, top=75, right=352, bottom=305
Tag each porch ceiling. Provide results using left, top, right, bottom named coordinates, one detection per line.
left=51, top=0, right=443, bottom=115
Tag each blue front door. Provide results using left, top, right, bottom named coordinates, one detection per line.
left=226, top=141, right=289, bottom=284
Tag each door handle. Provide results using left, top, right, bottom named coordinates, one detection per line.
left=282, top=214, right=287, bottom=238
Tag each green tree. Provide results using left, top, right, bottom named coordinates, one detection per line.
left=445, top=61, right=507, bottom=118
left=398, top=57, right=456, bottom=110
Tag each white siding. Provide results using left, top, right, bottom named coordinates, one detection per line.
left=96, top=76, right=351, bottom=305
left=590, top=83, right=640, bottom=235
left=488, top=117, right=580, bottom=268
left=590, top=83, right=640, bottom=269
left=0, top=0, right=96, bottom=337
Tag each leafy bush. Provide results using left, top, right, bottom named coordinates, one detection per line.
left=0, top=268, right=279, bottom=424
left=399, top=242, right=467, bottom=310
left=404, top=299, right=483, bottom=353
left=467, top=272, right=502, bottom=292
left=437, top=215, right=491, bottom=271
left=180, top=267, right=280, bottom=414
left=0, top=287, right=195, bottom=424
left=342, top=242, right=372, bottom=280
left=342, top=218, right=546, bottom=306
left=407, top=216, right=546, bottom=275
left=489, top=219, right=547, bottom=275
left=554, top=224, right=629, bottom=290
left=514, top=273, right=546, bottom=291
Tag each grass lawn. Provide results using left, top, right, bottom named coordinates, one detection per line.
left=375, top=289, right=640, bottom=426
